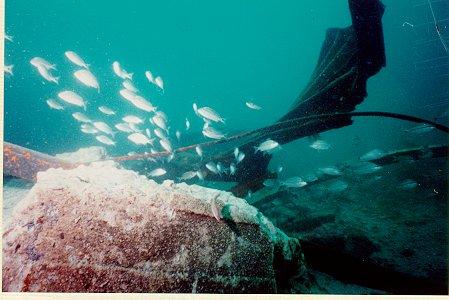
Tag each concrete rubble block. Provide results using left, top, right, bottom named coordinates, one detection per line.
left=2, top=161, right=309, bottom=293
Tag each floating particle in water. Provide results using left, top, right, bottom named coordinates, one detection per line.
left=402, top=21, right=414, bottom=28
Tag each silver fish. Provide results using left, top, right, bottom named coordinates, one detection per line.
left=179, top=171, right=197, bottom=181
left=65, top=51, right=89, bottom=69
left=202, top=126, right=225, bottom=140
left=185, top=118, right=191, bottom=130
left=74, top=69, right=99, bottom=91
left=205, top=162, right=219, bottom=174
left=318, top=166, right=342, bottom=176
left=46, top=99, right=64, bottom=110
left=159, top=138, right=173, bottom=152
left=72, top=112, right=91, bottom=123
left=122, top=79, right=138, bottom=92
left=236, top=152, right=245, bottom=164
left=327, top=180, right=348, bottom=192
left=122, top=115, right=143, bottom=124
left=281, top=177, right=307, bottom=188
left=96, top=135, right=115, bottom=146
left=246, top=101, right=262, bottom=110
left=128, top=132, right=153, bottom=145
left=57, top=91, right=86, bottom=110
left=115, top=122, right=134, bottom=133
left=229, top=163, right=236, bottom=175
left=196, top=146, right=203, bottom=157
left=197, top=106, right=225, bottom=123
left=154, top=128, right=167, bottom=140
left=310, top=140, right=331, bottom=150
left=360, top=149, right=385, bottom=161
left=399, top=179, right=418, bottom=190
left=98, top=106, right=116, bottom=115
left=149, top=168, right=167, bottom=177
left=93, top=121, right=115, bottom=136
left=254, top=139, right=280, bottom=153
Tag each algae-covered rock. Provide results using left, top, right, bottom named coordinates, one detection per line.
left=2, top=161, right=309, bottom=293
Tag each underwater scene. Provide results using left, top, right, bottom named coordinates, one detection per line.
left=2, top=0, right=448, bottom=295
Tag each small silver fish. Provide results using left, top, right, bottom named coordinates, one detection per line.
left=98, top=106, right=116, bottom=115
left=234, top=147, right=239, bottom=159
left=399, top=179, right=417, bottom=190
left=205, top=162, right=220, bottom=174
left=353, top=162, right=382, bottom=175
left=96, top=135, right=115, bottom=146
left=185, top=118, right=191, bottom=130
left=175, top=130, right=181, bottom=141
left=246, top=101, right=262, bottom=110
left=211, top=200, right=222, bottom=222
left=115, top=123, right=134, bottom=133
left=128, top=132, right=153, bottom=145
left=281, top=177, right=307, bottom=188
left=149, top=168, right=167, bottom=177
left=80, top=123, right=98, bottom=134
left=327, top=180, right=348, bottom=192
left=202, top=126, right=225, bottom=140
left=196, top=146, right=203, bottom=157
left=65, top=51, right=89, bottom=69
left=310, top=140, right=331, bottom=150
left=154, top=128, right=167, bottom=140
left=58, top=91, right=86, bottom=110
left=122, top=79, right=138, bottom=93
left=160, top=138, right=173, bottom=153
left=196, top=170, right=206, bottom=180
left=197, top=106, right=225, bottom=123
left=179, top=171, right=197, bottom=181
left=122, top=115, right=143, bottom=124
left=236, top=152, right=245, bottom=164
left=318, top=166, right=342, bottom=176
left=93, top=121, right=115, bottom=136
left=72, top=112, right=91, bottom=123
left=74, top=69, right=99, bottom=91
left=229, top=163, right=236, bottom=175
left=46, top=99, right=64, bottom=110
left=360, top=149, right=385, bottom=161
left=255, top=139, right=280, bottom=153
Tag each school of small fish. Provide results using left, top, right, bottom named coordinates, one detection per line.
left=4, top=32, right=433, bottom=194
